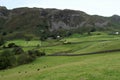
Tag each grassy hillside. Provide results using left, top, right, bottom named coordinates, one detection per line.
left=0, top=32, right=120, bottom=80
left=0, top=6, right=120, bottom=40
left=4, top=32, right=120, bottom=55
left=0, top=6, right=120, bottom=80
left=0, top=52, right=120, bottom=80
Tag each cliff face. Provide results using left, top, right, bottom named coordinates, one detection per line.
left=0, top=6, right=120, bottom=37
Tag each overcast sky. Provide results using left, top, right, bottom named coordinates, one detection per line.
left=0, top=0, right=120, bottom=16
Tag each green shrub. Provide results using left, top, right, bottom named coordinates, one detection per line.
left=0, top=36, right=5, bottom=46
left=28, top=50, right=46, bottom=57
left=0, top=47, right=45, bottom=70
left=8, top=43, right=18, bottom=48
left=0, top=50, right=16, bottom=70
left=17, top=53, right=35, bottom=65
left=12, top=46, right=24, bottom=55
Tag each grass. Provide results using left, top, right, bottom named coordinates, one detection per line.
left=3, top=33, right=120, bottom=55
left=41, top=33, right=120, bottom=54
left=0, top=52, right=120, bottom=80
left=0, top=32, right=120, bottom=80
left=6, top=40, right=42, bottom=47
left=74, top=39, right=120, bottom=54
left=5, top=39, right=62, bottom=47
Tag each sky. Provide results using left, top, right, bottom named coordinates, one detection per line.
left=0, top=0, right=120, bottom=17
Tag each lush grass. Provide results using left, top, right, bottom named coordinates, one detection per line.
left=74, top=39, right=120, bottom=54
left=41, top=34, right=120, bottom=54
left=0, top=52, right=120, bottom=80
left=6, top=40, right=42, bottom=47
left=4, top=39, right=61, bottom=52
left=40, top=42, right=93, bottom=54
left=0, top=32, right=120, bottom=80
left=62, top=34, right=120, bottom=43
left=3, top=33, right=120, bottom=55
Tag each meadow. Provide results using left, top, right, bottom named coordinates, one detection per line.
left=4, top=32, right=120, bottom=55
left=0, top=32, right=120, bottom=80
left=0, top=52, right=120, bottom=80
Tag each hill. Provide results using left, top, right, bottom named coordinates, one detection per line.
left=0, top=30, right=120, bottom=80
left=0, top=6, right=120, bottom=40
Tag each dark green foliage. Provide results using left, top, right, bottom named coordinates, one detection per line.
left=18, top=49, right=45, bottom=65
left=12, top=46, right=24, bottom=55
left=18, top=50, right=46, bottom=65
left=25, top=37, right=31, bottom=41
left=2, top=32, right=7, bottom=36
left=0, top=50, right=16, bottom=69
left=0, top=46, right=46, bottom=70
left=28, top=50, right=37, bottom=58
left=2, top=45, right=7, bottom=48
left=17, top=53, right=34, bottom=65
left=40, top=34, right=47, bottom=41
left=0, top=36, right=5, bottom=46
left=48, top=30, right=72, bottom=40
left=28, top=50, right=46, bottom=57
left=36, top=44, right=40, bottom=48
left=8, top=43, right=18, bottom=48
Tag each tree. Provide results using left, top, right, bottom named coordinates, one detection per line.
left=0, top=50, right=16, bottom=69
left=28, top=50, right=46, bottom=57
left=2, top=32, right=7, bottom=36
left=12, top=46, right=24, bottom=55
left=0, top=36, right=5, bottom=46
left=17, top=53, right=34, bottom=65
left=8, top=43, right=18, bottom=48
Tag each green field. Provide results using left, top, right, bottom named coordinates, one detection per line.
left=0, top=52, right=120, bottom=80
left=4, top=32, right=120, bottom=55
left=0, top=32, right=120, bottom=80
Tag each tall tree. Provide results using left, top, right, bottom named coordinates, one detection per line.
left=0, top=36, right=5, bottom=46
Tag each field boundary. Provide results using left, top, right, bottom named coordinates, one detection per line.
left=48, top=49, right=120, bottom=56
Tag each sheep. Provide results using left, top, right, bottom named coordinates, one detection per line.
left=37, top=69, right=40, bottom=71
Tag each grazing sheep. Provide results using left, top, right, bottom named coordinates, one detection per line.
left=18, top=71, right=21, bottom=73
left=37, top=69, right=40, bottom=71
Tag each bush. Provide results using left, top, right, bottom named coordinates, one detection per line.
left=17, top=53, right=35, bottom=65
left=40, top=35, right=47, bottom=41
left=0, top=47, right=45, bottom=70
left=0, top=50, right=16, bottom=70
left=28, top=50, right=46, bottom=57
left=12, top=46, right=24, bottom=55
left=28, top=50, right=37, bottom=58
left=0, top=36, right=5, bottom=46
left=2, top=32, right=7, bottom=36
left=8, top=43, right=18, bottom=48
left=35, top=50, right=46, bottom=56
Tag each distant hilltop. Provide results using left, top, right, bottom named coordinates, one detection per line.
left=0, top=6, right=120, bottom=39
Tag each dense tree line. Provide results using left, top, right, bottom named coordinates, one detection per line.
left=0, top=36, right=5, bottom=46
left=0, top=43, right=45, bottom=70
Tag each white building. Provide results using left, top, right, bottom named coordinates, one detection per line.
left=115, top=32, right=119, bottom=35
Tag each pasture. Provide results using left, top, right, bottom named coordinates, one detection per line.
left=0, top=32, right=120, bottom=80
left=4, top=32, right=120, bottom=55
left=0, top=52, right=120, bottom=80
